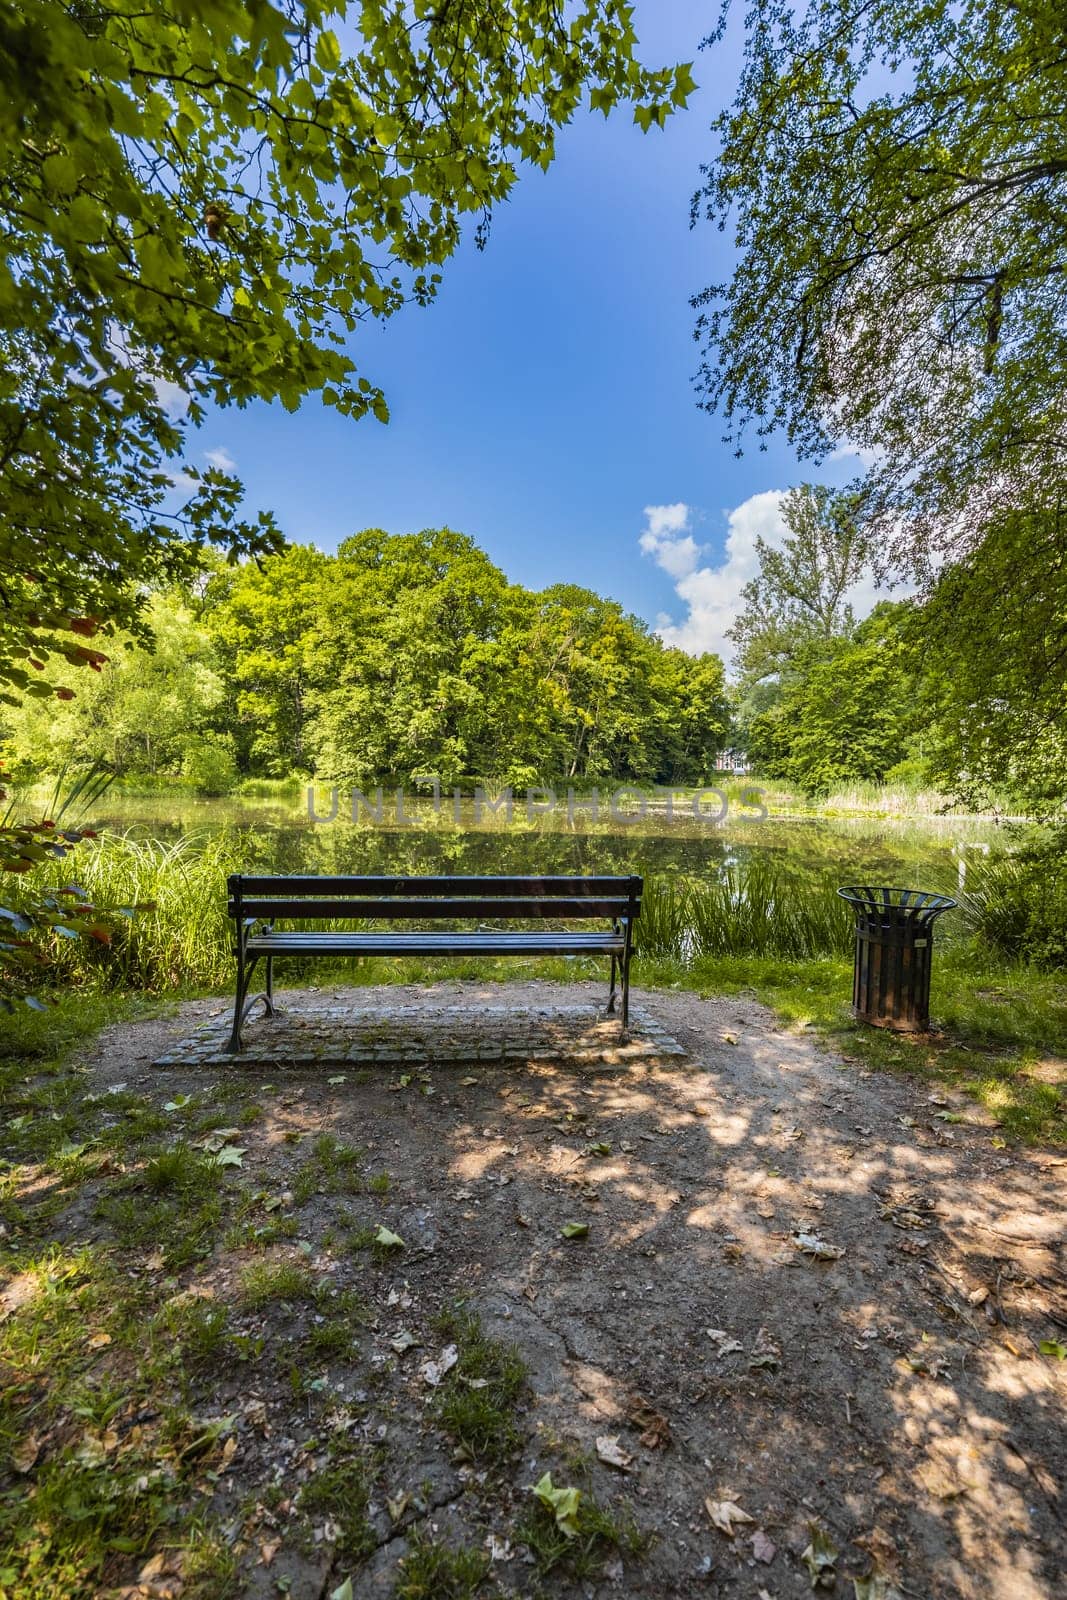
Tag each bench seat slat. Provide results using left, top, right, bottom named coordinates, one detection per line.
left=231, top=874, right=640, bottom=898
left=245, top=931, right=626, bottom=956
left=232, top=897, right=637, bottom=921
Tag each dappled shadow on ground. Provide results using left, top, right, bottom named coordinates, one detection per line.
left=15, top=982, right=1067, bottom=1598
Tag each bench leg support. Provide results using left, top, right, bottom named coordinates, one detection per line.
left=621, top=949, right=632, bottom=1033
left=226, top=953, right=267, bottom=1054
left=227, top=955, right=249, bottom=1054
left=607, top=954, right=618, bottom=1015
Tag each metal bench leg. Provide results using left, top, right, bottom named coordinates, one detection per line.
left=227, top=954, right=249, bottom=1054
left=264, top=955, right=276, bottom=1018
left=607, top=953, right=618, bottom=1014
left=226, top=953, right=265, bottom=1054
left=621, top=951, right=631, bottom=1032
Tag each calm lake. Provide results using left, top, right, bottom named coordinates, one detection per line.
left=95, top=789, right=1001, bottom=896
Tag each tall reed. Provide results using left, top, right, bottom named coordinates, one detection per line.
left=635, top=867, right=856, bottom=961
left=31, top=831, right=237, bottom=990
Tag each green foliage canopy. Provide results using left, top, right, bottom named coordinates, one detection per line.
left=695, top=0, right=1067, bottom=575
left=205, top=528, right=730, bottom=787
left=0, top=0, right=693, bottom=698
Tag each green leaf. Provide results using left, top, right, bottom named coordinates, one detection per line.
left=41, top=152, right=78, bottom=193
left=561, top=1222, right=589, bottom=1240
left=1039, top=1339, right=1067, bottom=1360
left=374, top=1225, right=404, bottom=1249
left=315, top=30, right=342, bottom=71
left=532, top=1472, right=581, bottom=1537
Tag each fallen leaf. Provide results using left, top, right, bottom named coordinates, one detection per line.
left=199, top=1128, right=241, bottom=1151
left=705, top=1498, right=754, bottom=1536
left=853, top=1576, right=904, bottom=1600
left=327, top=1075, right=347, bottom=1085
left=793, top=1231, right=845, bottom=1261
left=12, top=1434, right=40, bottom=1473
left=145, top=1249, right=165, bottom=1272
left=386, top=1490, right=410, bottom=1522
left=485, top=1534, right=513, bottom=1561
left=585, top=1141, right=612, bottom=1157
left=420, top=1345, right=459, bottom=1388
left=748, top=1327, right=782, bottom=1371
left=533, top=1471, right=581, bottom=1537
left=801, top=1522, right=838, bottom=1587
left=561, top=1221, right=589, bottom=1240
left=595, top=1434, right=634, bottom=1472
left=214, top=1144, right=246, bottom=1168
left=706, top=1328, right=744, bottom=1358
left=258, top=1538, right=281, bottom=1567
left=751, top=1530, right=777, bottom=1563
left=390, top=1330, right=420, bottom=1355
left=1039, top=1338, right=1067, bottom=1360
left=374, top=1226, right=404, bottom=1250
left=163, top=1095, right=192, bottom=1111
left=331, top=1581, right=354, bottom=1600
left=459, top=1076, right=478, bottom=1086
left=87, top=1332, right=112, bottom=1349
left=626, top=1393, right=670, bottom=1449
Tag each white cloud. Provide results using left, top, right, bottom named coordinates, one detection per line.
left=640, top=491, right=907, bottom=668
left=637, top=502, right=703, bottom=580
left=153, top=376, right=191, bottom=421
left=827, top=440, right=883, bottom=469
left=204, top=446, right=236, bottom=471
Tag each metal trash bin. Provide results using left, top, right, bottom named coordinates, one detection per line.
left=837, top=887, right=956, bottom=1032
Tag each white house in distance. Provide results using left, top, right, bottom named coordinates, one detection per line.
left=714, top=749, right=752, bottom=775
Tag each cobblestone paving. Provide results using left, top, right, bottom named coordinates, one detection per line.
left=152, top=1000, right=688, bottom=1070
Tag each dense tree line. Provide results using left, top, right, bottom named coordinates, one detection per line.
left=1, top=529, right=730, bottom=791
left=728, top=487, right=1067, bottom=813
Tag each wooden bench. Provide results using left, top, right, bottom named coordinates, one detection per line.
left=225, top=873, right=643, bottom=1053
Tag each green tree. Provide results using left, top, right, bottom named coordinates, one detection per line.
left=203, top=530, right=731, bottom=787
left=917, top=506, right=1067, bottom=816
left=748, top=605, right=918, bottom=795
left=2, top=588, right=237, bottom=791
left=695, top=0, right=1067, bottom=576
left=1, top=0, right=693, bottom=700
left=728, top=485, right=869, bottom=692
left=206, top=544, right=330, bottom=776
left=305, top=528, right=519, bottom=787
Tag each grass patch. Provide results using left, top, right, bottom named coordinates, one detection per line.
left=395, top=1532, right=491, bottom=1598
left=304, top=1318, right=357, bottom=1360
left=516, top=1480, right=647, bottom=1580
left=239, top=1259, right=316, bottom=1308
left=431, top=1304, right=527, bottom=1463
left=292, top=1132, right=364, bottom=1203
left=298, top=1444, right=378, bottom=1559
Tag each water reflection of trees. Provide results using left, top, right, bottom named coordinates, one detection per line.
left=97, top=797, right=997, bottom=887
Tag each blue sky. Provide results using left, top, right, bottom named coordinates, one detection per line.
left=196, top=3, right=866, bottom=664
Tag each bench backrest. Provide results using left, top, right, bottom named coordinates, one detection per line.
left=227, top=874, right=642, bottom=923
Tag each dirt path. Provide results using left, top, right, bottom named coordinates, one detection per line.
left=85, top=983, right=1067, bottom=1598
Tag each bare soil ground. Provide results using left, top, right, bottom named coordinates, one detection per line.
left=25, top=983, right=1067, bottom=1597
